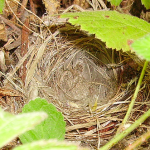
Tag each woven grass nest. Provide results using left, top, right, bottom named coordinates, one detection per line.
left=22, top=25, right=138, bottom=148
left=1, top=18, right=150, bottom=149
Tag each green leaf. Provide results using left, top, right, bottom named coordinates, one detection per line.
left=0, top=0, right=5, bottom=14
left=60, top=11, right=150, bottom=51
left=141, top=0, right=150, bottom=9
left=0, top=107, right=47, bottom=148
left=13, top=140, right=88, bottom=150
left=0, top=107, right=13, bottom=126
left=107, top=0, right=122, bottom=6
left=19, top=98, right=66, bottom=144
left=130, top=33, right=150, bottom=61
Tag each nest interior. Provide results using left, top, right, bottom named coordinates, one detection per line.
left=22, top=27, right=137, bottom=148
left=37, top=32, right=117, bottom=106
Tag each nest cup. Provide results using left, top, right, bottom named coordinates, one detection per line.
left=27, top=29, right=119, bottom=110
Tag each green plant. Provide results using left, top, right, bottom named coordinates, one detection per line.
left=19, top=98, right=66, bottom=143
left=107, top=0, right=150, bottom=9
left=141, top=0, right=150, bottom=9
left=0, top=98, right=87, bottom=149
left=60, top=11, right=150, bottom=51
left=0, top=0, right=5, bottom=14
left=13, top=140, right=87, bottom=150
left=107, top=0, right=123, bottom=6
left=0, top=107, right=47, bottom=148
left=60, top=9, right=150, bottom=149
left=99, top=32, right=150, bottom=150
left=131, top=33, right=150, bottom=61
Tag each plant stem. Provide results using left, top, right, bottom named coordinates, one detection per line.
left=122, top=60, right=148, bottom=125
left=116, top=60, right=148, bottom=135
left=99, top=106, right=150, bottom=150
left=125, top=130, right=150, bottom=150
left=99, top=60, right=148, bottom=150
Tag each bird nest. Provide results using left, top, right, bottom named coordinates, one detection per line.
left=22, top=26, right=132, bottom=148
left=1, top=15, right=150, bottom=150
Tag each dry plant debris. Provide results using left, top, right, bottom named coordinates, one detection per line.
left=0, top=19, right=7, bottom=42
left=0, top=0, right=150, bottom=149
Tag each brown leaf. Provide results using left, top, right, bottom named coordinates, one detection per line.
left=0, top=50, right=7, bottom=72
left=42, top=0, right=59, bottom=15
left=0, top=88, right=22, bottom=97
left=0, top=20, right=7, bottom=41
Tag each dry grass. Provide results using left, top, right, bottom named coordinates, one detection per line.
left=1, top=0, right=150, bottom=149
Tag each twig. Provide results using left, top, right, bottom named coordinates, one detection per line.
left=19, top=0, right=28, bottom=17
left=97, top=0, right=107, bottom=9
left=62, top=4, right=85, bottom=14
left=99, top=60, right=148, bottom=150
left=117, top=60, right=148, bottom=134
left=99, top=106, right=150, bottom=150
left=0, top=15, right=21, bottom=34
left=125, top=130, right=150, bottom=150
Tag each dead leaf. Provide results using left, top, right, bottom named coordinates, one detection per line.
left=42, top=0, right=59, bottom=16
left=0, top=20, right=7, bottom=41
left=0, top=50, right=7, bottom=72
left=0, top=88, right=22, bottom=97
